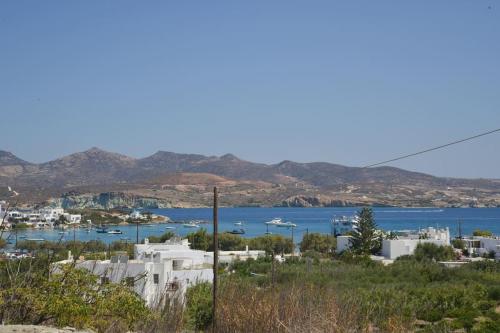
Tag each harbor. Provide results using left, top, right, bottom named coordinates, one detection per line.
left=3, top=207, right=500, bottom=246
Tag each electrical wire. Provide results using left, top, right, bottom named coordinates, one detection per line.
left=363, top=128, right=500, bottom=168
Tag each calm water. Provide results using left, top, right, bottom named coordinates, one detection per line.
left=6, top=207, right=500, bottom=245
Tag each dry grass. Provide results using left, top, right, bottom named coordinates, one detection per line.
left=216, top=281, right=411, bottom=333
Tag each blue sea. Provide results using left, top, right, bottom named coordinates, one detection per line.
left=6, top=207, right=500, bottom=245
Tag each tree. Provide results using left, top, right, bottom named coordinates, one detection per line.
left=147, top=231, right=175, bottom=243
left=218, top=233, right=246, bottom=251
left=248, top=235, right=293, bottom=255
left=57, top=215, right=67, bottom=226
left=451, top=239, right=466, bottom=250
left=349, top=208, right=379, bottom=255
left=187, top=229, right=212, bottom=251
left=473, top=229, right=492, bottom=237
left=299, top=233, right=336, bottom=254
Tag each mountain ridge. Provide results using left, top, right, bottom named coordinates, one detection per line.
left=1, top=147, right=499, bottom=207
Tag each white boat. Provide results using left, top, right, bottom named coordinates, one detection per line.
left=275, top=221, right=297, bottom=228
left=183, top=222, right=199, bottom=228
left=26, top=238, right=45, bottom=241
left=165, top=226, right=176, bottom=230
left=107, top=229, right=123, bottom=234
left=265, top=218, right=283, bottom=225
left=234, top=221, right=244, bottom=226
left=331, top=215, right=360, bottom=236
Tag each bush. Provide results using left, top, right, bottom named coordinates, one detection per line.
left=185, top=282, right=212, bottom=330
left=299, top=233, right=335, bottom=255
left=0, top=265, right=149, bottom=331
left=414, top=243, right=455, bottom=262
left=451, top=239, right=466, bottom=249
left=147, top=231, right=174, bottom=243
left=472, top=229, right=493, bottom=237
left=247, top=235, right=293, bottom=255
left=186, top=229, right=212, bottom=251
left=218, top=233, right=246, bottom=251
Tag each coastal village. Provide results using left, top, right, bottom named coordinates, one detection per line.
left=1, top=198, right=499, bottom=313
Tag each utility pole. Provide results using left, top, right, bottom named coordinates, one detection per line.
left=136, top=220, right=139, bottom=244
left=271, top=251, right=276, bottom=287
left=458, top=220, right=462, bottom=240
left=212, top=187, right=218, bottom=333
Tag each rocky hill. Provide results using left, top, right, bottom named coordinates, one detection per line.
left=1, top=148, right=499, bottom=208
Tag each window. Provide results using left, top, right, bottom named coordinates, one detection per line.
left=153, top=274, right=159, bottom=284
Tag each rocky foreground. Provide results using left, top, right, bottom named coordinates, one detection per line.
left=0, top=326, right=92, bottom=333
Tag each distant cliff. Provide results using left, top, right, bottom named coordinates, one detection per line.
left=50, top=192, right=171, bottom=210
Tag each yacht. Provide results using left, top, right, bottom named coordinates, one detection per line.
left=234, top=221, right=244, bottom=226
left=331, top=215, right=360, bottom=236
left=183, top=222, right=199, bottom=228
left=265, top=218, right=283, bottom=225
left=107, top=229, right=123, bottom=235
left=275, top=221, right=297, bottom=228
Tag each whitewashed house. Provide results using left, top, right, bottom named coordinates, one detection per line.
left=381, top=227, right=451, bottom=260
left=335, top=227, right=451, bottom=260
left=57, top=238, right=213, bottom=307
left=56, top=237, right=266, bottom=307
left=462, top=236, right=500, bottom=260
left=39, top=208, right=65, bottom=222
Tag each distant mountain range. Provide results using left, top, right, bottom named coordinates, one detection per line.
left=1, top=148, right=499, bottom=208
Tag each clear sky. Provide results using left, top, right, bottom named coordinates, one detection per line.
left=1, top=1, right=499, bottom=178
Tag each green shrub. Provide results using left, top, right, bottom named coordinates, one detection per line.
left=185, top=282, right=212, bottom=330
left=414, top=243, right=455, bottom=262
left=472, top=229, right=493, bottom=237
left=299, top=233, right=335, bottom=254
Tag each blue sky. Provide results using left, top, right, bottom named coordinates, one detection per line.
left=1, top=1, right=499, bottom=178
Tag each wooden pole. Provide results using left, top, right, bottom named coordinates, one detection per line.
left=212, top=187, right=218, bottom=332
left=136, top=220, right=139, bottom=244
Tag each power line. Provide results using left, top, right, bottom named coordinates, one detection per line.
left=363, top=128, right=500, bottom=168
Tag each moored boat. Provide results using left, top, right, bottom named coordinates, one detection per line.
left=265, top=218, right=283, bottom=225
left=227, top=228, right=245, bottom=235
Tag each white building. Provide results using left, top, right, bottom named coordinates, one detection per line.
left=64, top=214, right=82, bottom=224
left=381, top=227, right=451, bottom=260
left=57, top=238, right=213, bottom=307
left=56, top=237, right=266, bottom=307
left=335, top=227, right=451, bottom=260
left=462, top=236, right=500, bottom=260
left=211, top=247, right=265, bottom=264
left=336, top=235, right=353, bottom=253
left=39, top=208, right=65, bottom=222
left=130, top=210, right=144, bottom=220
